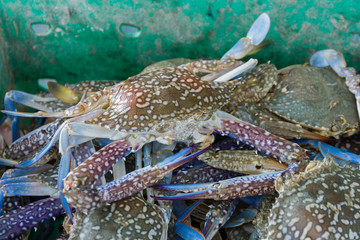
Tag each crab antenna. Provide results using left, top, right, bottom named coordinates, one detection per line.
left=221, top=13, right=270, bottom=61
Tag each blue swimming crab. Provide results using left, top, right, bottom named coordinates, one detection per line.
left=264, top=157, right=360, bottom=239
left=65, top=195, right=168, bottom=240
left=230, top=60, right=359, bottom=140
left=310, top=49, right=360, bottom=121
left=2, top=13, right=307, bottom=206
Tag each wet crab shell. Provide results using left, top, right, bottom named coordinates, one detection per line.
left=141, top=58, right=194, bottom=73
left=266, top=158, right=360, bottom=239
left=86, top=67, right=233, bottom=140
left=68, top=196, right=168, bottom=240
left=263, top=65, right=359, bottom=137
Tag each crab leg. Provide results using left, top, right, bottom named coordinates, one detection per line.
left=221, top=13, right=271, bottom=61
left=15, top=121, right=66, bottom=168
left=213, top=110, right=306, bottom=164
left=0, top=175, right=57, bottom=216
left=14, top=111, right=103, bottom=170
left=1, top=164, right=52, bottom=179
left=3, top=90, right=70, bottom=142
left=154, top=112, right=306, bottom=200
left=63, top=139, right=132, bottom=190
left=202, top=199, right=239, bottom=239
left=0, top=180, right=57, bottom=198
left=98, top=145, right=209, bottom=203
left=0, top=158, right=18, bottom=167
left=1, top=119, right=62, bottom=162
left=154, top=170, right=281, bottom=200
left=0, top=197, right=64, bottom=239
left=71, top=141, right=96, bottom=166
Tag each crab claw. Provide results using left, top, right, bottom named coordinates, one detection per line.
left=221, top=13, right=270, bottom=61
left=2, top=86, right=110, bottom=118
left=98, top=145, right=210, bottom=203
left=213, top=111, right=307, bottom=164
left=202, top=200, right=238, bottom=239
left=63, top=139, right=133, bottom=190
left=293, top=139, right=360, bottom=165
left=5, top=90, right=59, bottom=112
left=174, top=222, right=206, bottom=240
left=173, top=200, right=206, bottom=239
left=153, top=171, right=281, bottom=200
left=223, top=206, right=258, bottom=228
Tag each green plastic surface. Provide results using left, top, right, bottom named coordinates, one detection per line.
left=0, top=0, right=359, bottom=114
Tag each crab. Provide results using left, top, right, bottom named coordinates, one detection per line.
left=264, top=157, right=360, bottom=239
left=65, top=195, right=168, bottom=240
left=2, top=13, right=308, bottom=208
left=229, top=60, right=359, bottom=140
left=310, top=49, right=360, bottom=121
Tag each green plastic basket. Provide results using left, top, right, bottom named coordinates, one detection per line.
left=0, top=1, right=359, bottom=239
left=1, top=1, right=359, bottom=114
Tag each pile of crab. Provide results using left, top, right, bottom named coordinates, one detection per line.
left=1, top=13, right=360, bottom=240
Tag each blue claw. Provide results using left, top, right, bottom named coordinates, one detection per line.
left=154, top=171, right=280, bottom=200
left=0, top=173, right=58, bottom=213
left=174, top=222, right=205, bottom=240
left=240, top=195, right=265, bottom=208
left=292, top=139, right=360, bottom=164
left=177, top=200, right=203, bottom=222
left=1, top=182, right=57, bottom=197
left=99, top=145, right=208, bottom=203
left=0, top=176, right=34, bottom=185
left=0, top=157, right=18, bottom=167
left=5, top=90, right=56, bottom=112
left=0, top=190, right=4, bottom=216
left=223, top=206, right=258, bottom=228
left=59, top=192, right=73, bottom=221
